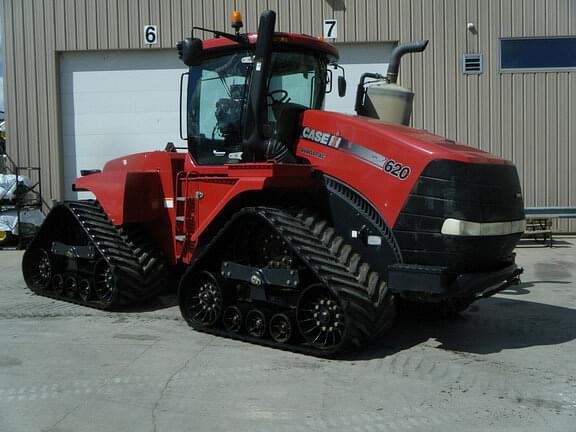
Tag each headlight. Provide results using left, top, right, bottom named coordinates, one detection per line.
left=441, top=218, right=525, bottom=236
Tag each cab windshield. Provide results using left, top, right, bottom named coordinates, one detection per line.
left=186, top=50, right=326, bottom=165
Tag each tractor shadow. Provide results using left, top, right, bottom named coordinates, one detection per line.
left=118, top=275, right=181, bottom=313
left=119, top=292, right=179, bottom=313
left=346, top=291, right=576, bottom=360
left=122, top=294, right=179, bottom=312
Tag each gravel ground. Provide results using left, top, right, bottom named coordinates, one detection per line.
left=1, top=238, right=575, bottom=432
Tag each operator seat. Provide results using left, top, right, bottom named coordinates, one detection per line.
left=272, top=102, right=308, bottom=154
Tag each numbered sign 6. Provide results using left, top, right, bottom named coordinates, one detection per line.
left=323, top=19, right=337, bottom=39
left=144, top=25, right=158, bottom=45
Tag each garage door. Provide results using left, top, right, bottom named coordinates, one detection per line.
left=324, top=43, right=396, bottom=114
left=60, top=50, right=186, bottom=199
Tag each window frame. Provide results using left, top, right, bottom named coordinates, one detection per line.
left=499, top=36, right=576, bottom=73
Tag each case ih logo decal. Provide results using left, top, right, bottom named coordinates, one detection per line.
left=301, top=127, right=342, bottom=148
left=300, top=127, right=411, bottom=180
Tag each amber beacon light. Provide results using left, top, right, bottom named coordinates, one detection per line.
left=231, top=11, right=243, bottom=33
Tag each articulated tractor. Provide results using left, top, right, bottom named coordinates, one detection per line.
left=23, top=10, right=524, bottom=356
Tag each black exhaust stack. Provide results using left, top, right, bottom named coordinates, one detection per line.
left=242, top=10, right=276, bottom=162
left=386, top=40, right=429, bottom=83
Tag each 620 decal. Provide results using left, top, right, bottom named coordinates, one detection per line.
left=382, top=159, right=411, bottom=180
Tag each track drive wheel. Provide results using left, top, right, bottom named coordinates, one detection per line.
left=180, top=271, right=224, bottom=328
left=296, top=284, right=347, bottom=351
left=94, top=259, right=117, bottom=306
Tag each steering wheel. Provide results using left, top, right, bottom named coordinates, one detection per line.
left=266, top=89, right=290, bottom=107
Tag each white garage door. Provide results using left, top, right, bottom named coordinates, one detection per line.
left=324, top=43, right=396, bottom=114
left=60, top=50, right=186, bottom=199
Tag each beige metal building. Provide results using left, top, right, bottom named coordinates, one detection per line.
left=1, top=0, right=575, bottom=229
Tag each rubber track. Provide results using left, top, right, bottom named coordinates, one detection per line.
left=182, top=206, right=397, bottom=357
left=25, top=200, right=167, bottom=310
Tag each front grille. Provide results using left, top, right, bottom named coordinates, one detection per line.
left=393, top=160, right=524, bottom=272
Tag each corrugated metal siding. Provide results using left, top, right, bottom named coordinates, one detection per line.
left=1, top=0, right=575, bottom=230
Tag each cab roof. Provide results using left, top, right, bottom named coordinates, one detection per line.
left=200, top=32, right=339, bottom=61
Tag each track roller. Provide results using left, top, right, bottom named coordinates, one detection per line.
left=246, top=309, right=268, bottom=338
left=78, top=278, right=92, bottom=303
left=65, top=275, right=78, bottom=297
left=52, top=274, right=64, bottom=294
left=269, top=313, right=293, bottom=344
left=222, top=306, right=243, bottom=333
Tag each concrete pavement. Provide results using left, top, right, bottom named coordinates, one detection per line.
left=1, top=238, right=575, bottom=431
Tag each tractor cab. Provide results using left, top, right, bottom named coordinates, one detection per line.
left=178, top=11, right=339, bottom=165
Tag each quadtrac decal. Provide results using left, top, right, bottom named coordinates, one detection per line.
left=299, top=146, right=327, bottom=160
left=299, top=127, right=412, bottom=180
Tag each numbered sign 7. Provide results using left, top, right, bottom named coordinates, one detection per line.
left=323, top=19, right=337, bottom=39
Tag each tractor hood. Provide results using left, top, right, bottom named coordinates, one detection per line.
left=298, top=111, right=508, bottom=165
left=295, top=110, right=515, bottom=226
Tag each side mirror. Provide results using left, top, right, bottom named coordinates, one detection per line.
left=176, top=38, right=203, bottom=66
left=338, top=76, right=347, bottom=97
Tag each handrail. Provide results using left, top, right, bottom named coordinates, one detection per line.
left=524, top=207, right=576, bottom=218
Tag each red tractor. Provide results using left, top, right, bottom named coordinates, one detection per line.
left=23, top=10, right=524, bottom=356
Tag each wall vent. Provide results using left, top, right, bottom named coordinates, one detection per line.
left=463, top=53, right=483, bottom=74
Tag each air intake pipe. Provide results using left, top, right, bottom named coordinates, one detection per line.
left=355, top=40, right=428, bottom=125
left=386, top=40, right=429, bottom=84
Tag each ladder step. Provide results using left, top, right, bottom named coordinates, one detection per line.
left=175, top=235, right=186, bottom=242
left=176, top=197, right=186, bottom=202
left=175, top=216, right=185, bottom=222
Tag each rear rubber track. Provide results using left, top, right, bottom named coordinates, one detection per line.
left=23, top=200, right=167, bottom=310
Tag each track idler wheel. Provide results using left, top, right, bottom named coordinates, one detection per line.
left=180, top=271, right=223, bottom=328
left=269, top=313, right=293, bottom=344
left=297, top=284, right=346, bottom=350
left=23, top=248, right=53, bottom=292
left=246, top=309, right=267, bottom=338
left=222, top=305, right=243, bottom=333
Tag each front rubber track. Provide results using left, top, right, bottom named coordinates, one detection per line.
left=179, top=206, right=397, bottom=357
left=22, top=200, right=168, bottom=310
